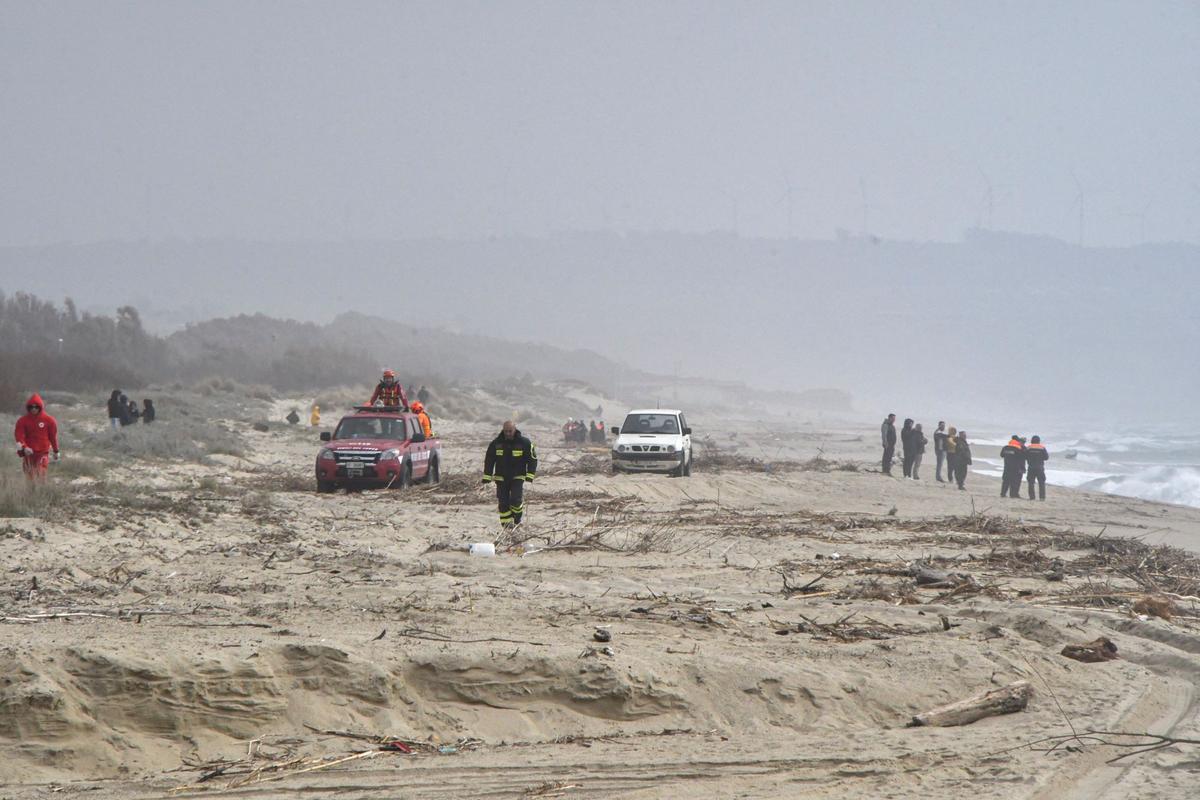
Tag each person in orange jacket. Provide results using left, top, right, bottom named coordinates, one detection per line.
left=999, top=435, right=1026, bottom=498
left=411, top=401, right=432, bottom=439
left=1024, top=435, right=1050, bottom=500
left=14, top=393, right=60, bottom=481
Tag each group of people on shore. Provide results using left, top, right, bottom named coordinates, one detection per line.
left=881, top=415, right=972, bottom=489
left=562, top=418, right=606, bottom=445
left=107, top=390, right=154, bottom=428
left=881, top=414, right=1050, bottom=499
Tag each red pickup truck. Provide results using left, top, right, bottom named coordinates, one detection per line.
left=315, top=406, right=441, bottom=492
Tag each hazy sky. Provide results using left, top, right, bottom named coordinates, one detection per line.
left=1, top=1, right=1197, bottom=246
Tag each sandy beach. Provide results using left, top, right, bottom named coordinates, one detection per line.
left=1, top=396, right=1198, bottom=799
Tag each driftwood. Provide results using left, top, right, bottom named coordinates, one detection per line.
left=909, top=562, right=974, bottom=589
left=1061, top=637, right=1119, bottom=663
left=909, top=680, right=1033, bottom=727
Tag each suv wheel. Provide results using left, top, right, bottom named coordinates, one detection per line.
left=316, top=479, right=336, bottom=493
left=682, top=452, right=692, bottom=477
left=425, top=456, right=440, bottom=484
left=397, top=462, right=412, bottom=489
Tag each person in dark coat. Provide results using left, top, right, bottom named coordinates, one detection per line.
left=417, top=385, right=431, bottom=405
left=483, top=421, right=538, bottom=528
left=933, top=421, right=948, bottom=482
left=1025, top=435, right=1049, bottom=500
left=910, top=423, right=928, bottom=480
left=900, top=418, right=915, bottom=478
left=128, top=400, right=140, bottom=424
left=1000, top=435, right=1026, bottom=498
left=107, top=390, right=124, bottom=430
left=286, top=409, right=300, bottom=425
left=142, top=399, right=156, bottom=423
left=953, top=431, right=972, bottom=489
left=118, top=394, right=134, bottom=426
left=881, top=414, right=897, bottom=475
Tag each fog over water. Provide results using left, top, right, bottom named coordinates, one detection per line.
left=2, top=1, right=1198, bottom=429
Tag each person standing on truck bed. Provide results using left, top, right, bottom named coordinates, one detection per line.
left=483, top=420, right=538, bottom=528
left=369, top=369, right=409, bottom=409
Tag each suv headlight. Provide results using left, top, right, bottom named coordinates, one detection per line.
left=617, top=445, right=627, bottom=453
left=319, top=449, right=335, bottom=462
left=381, top=448, right=401, bottom=461
left=667, top=445, right=676, bottom=453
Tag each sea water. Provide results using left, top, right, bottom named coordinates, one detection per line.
left=970, top=429, right=1200, bottom=508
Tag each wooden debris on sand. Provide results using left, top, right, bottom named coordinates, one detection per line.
left=1061, top=637, right=1119, bottom=663
left=909, top=681, right=1033, bottom=728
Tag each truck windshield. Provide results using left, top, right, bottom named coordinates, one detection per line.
left=621, top=413, right=679, bottom=435
left=334, top=417, right=408, bottom=441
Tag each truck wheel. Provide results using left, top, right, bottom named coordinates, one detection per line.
left=397, top=463, right=412, bottom=489
left=425, top=456, right=440, bottom=484
left=316, top=480, right=336, bottom=493
left=682, top=453, right=692, bottom=477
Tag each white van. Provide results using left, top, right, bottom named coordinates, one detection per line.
left=611, top=409, right=692, bottom=477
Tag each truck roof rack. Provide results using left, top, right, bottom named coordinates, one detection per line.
left=352, top=405, right=407, bottom=413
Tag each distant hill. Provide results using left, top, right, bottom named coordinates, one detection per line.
left=165, top=310, right=649, bottom=390
left=5, top=230, right=1193, bottom=422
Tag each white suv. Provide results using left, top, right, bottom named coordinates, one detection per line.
left=611, top=409, right=692, bottom=477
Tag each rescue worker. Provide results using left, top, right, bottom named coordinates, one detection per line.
left=953, top=431, right=972, bottom=489
left=881, top=414, right=897, bottom=475
left=933, top=421, right=948, bottom=482
left=368, top=369, right=409, bottom=409
left=14, top=394, right=59, bottom=481
left=1025, top=435, right=1050, bottom=500
left=1000, top=434, right=1026, bottom=498
left=483, top=420, right=538, bottom=528
left=411, top=401, right=433, bottom=439
left=310, top=405, right=321, bottom=427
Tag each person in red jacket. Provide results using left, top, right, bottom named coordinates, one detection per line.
left=368, top=369, right=409, bottom=409
left=14, top=393, right=59, bottom=481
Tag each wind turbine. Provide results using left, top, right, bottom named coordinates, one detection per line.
left=976, top=168, right=1010, bottom=230
left=1121, top=199, right=1153, bottom=245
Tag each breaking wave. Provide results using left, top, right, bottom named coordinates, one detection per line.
left=1081, top=466, right=1200, bottom=509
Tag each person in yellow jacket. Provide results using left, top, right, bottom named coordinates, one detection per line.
left=411, top=401, right=433, bottom=439
left=310, top=405, right=321, bottom=427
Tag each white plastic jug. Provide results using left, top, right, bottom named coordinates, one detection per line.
left=468, top=542, right=496, bottom=557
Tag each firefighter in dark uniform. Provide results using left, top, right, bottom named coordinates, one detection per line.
left=1000, top=435, right=1026, bottom=498
left=483, top=420, right=538, bottom=527
left=1024, top=435, right=1049, bottom=500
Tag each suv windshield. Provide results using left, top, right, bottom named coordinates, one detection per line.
left=334, top=416, right=408, bottom=441
left=621, top=413, right=680, bottom=435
